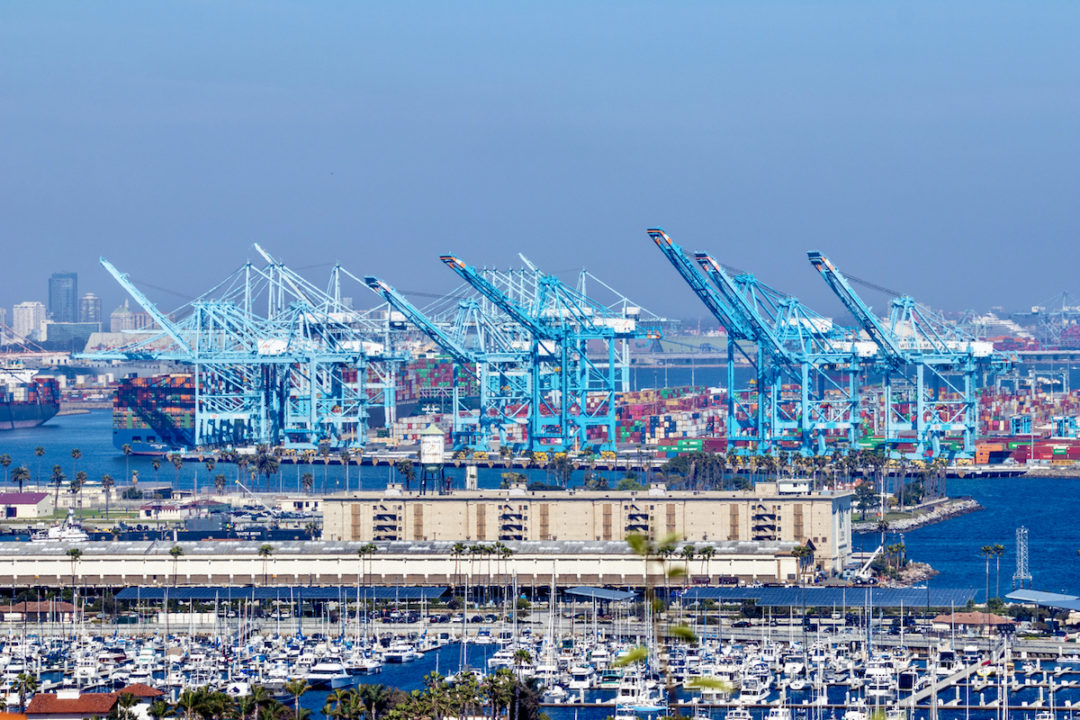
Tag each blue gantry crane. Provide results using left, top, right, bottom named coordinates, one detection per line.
left=362, top=275, right=533, bottom=450
left=441, top=253, right=648, bottom=453
left=809, top=251, right=1010, bottom=458
left=83, top=250, right=407, bottom=451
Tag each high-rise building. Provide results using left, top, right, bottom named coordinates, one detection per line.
left=13, top=301, right=46, bottom=341
left=79, top=292, right=102, bottom=324
left=48, top=272, right=78, bottom=323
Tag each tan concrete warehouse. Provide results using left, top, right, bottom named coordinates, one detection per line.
left=322, top=482, right=852, bottom=575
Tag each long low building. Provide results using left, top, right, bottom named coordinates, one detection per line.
left=322, top=482, right=852, bottom=575
left=0, top=539, right=805, bottom=588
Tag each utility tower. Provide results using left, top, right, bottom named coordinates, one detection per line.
left=1012, top=526, right=1032, bottom=589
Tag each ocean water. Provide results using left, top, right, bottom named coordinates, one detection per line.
left=1, top=411, right=1077, bottom=596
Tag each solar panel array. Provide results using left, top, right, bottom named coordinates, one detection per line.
left=114, top=586, right=449, bottom=601
left=680, top=586, right=976, bottom=608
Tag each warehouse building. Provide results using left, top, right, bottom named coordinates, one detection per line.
left=322, top=482, right=852, bottom=575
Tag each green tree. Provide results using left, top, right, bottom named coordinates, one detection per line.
left=33, top=445, right=45, bottom=485
left=13, top=672, right=38, bottom=712
left=101, top=474, right=114, bottom=518
left=301, top=472, right=314, bottom=494
left=550, top=454, right=574, bottom=488
left=355, top=684, right=393, bottom=720
left=284, top=679, right=311, bottom=720
left=258, top=544, right=274, bottom=585
left=170, top=454, right=184, bottom=485
left=397, top=458, right=415, bottom=492
left=51, top=464, right=65, bottom=508
left=855, top=482, right=876, bottom=520
left=214, top=473, right=227, bottom=494
left=147, top=700, right=173, bottom=720
left=122, top=443, right=133, bottom=484
left=992, top=543, right=1006, bottom=599
left=169, top=545, right=184, bottom=586
left=255, top=446, right=280, bottom=493
left=11, top=465, right=30, bottom=493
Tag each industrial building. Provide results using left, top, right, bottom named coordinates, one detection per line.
left=322, top=482, right=852, bottom=575
left=0, top=538, right=806, bottom=588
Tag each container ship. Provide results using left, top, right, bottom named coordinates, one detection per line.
left=0, top=364, right=60, bottom=431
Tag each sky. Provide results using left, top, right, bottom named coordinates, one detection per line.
left=1, top=1, right=1078, bottom=326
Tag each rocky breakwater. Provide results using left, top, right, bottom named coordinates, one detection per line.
left=853, top=496, right=982, bottom=534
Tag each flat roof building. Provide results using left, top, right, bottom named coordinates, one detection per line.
left=322, top=482, right=852, bottom=575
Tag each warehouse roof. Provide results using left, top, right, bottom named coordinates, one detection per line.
left=564, top=586, right=637, bottom=602
left=0, top=538, right=800, bottom=557
left=1005, top=589, right=1080, bottom=612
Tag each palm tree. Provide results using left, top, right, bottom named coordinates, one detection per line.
left=258, top=544, right=274, bottom=585
left=122, top=443, right=133, bottom=483
left=698, top=545, right=716, bottom=582
left=248, top=684, right=274, bottom=720
left=33, top=446, right=45, bottom=485
left=339, top=449, right=351, bottom=492
left=451, top=541, right=467, bottom=592
left=11, top=466, right=29, bottom=493
left=357, top=543, right=377, bottom=590
left=73, top=470, right=87, bottom=510
left=114, top=692, right=140, bottom=720
left=51, top=465, right=65, bottom=509
left=205, top=457, right=216, bottom=488
left=152, top=457, right=162, bottom=483
left=397, top=459, right=415, bottom=492
left=355, top=684, right=393, bottom=720
left=993, top=544, right=1005, bottom=599
left=284, top=678, right=311, bottom=720
left=169, top=545, right=184, bottom=586
left=0, top=454, right=11, bottom=485
left=791, top=544, right=813, bottom=583
left=146, top=700, right=173, bottom=720
left=255, top=446, right=279, bottom=493
left=301, top=472, right=314, bottom=494
left=170, top=454, right=184, bottom=485
left=680, top=544, right=696, bottom=588
left=66, top=547, right=82, bottom=596
left=214, top=473, right=227, bottom=494
left=322, top=688, right=352, bottom=720
left=102, top=474, right=114, bottom=518
left=70, top=448, right=81, bottom=478
left=13, top=672, right=38, bottom=712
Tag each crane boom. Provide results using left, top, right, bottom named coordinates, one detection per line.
left=99, top=258, right=192, bottom=356
left=694, top=252, right=794, bottom=362
left=646, top=229, right=753, bottom=340
left=363, top=276, right=476, bottom=366
left=807, top=251, right=906, bottom=364
left=440, top=255, right=556, bottom=339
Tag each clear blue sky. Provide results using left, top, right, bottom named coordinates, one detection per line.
left=1, top=2, right=1077, bottom=323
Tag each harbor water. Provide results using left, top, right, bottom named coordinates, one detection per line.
left=1, top=410, right=1077, bottom=594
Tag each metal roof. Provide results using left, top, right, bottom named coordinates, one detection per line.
left=564, top=586, right=637, bottom=602
left=4, top=538, right=798, bottom=557
left=681, top=586, right=977, bottom=608
left=1006, top=589, right=1080, bottom=611
left=114, top=586, right=449, bottom=601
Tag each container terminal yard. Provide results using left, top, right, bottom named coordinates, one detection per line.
left=1, top=235, right=1078, bottom=720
